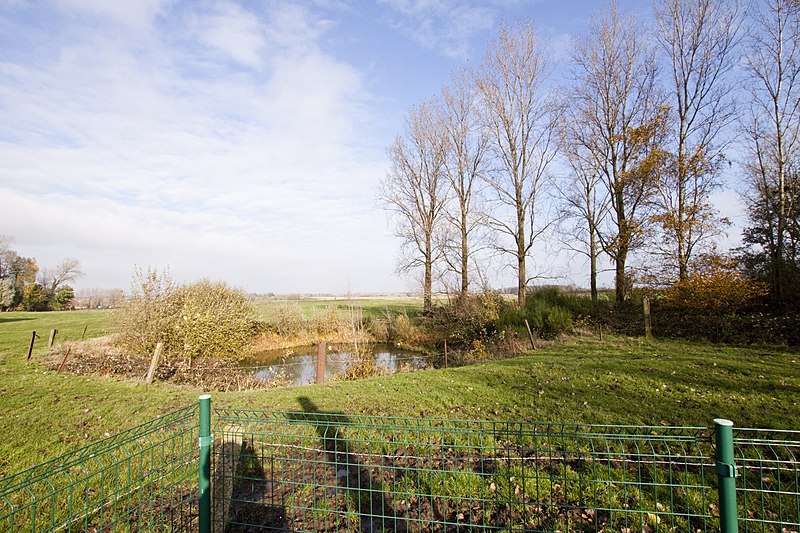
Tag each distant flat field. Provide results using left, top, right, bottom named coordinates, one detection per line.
left=253, top=296, right=424, bottom=319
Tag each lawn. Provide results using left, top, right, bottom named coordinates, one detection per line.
left=0, top=309, right=798, bottom=478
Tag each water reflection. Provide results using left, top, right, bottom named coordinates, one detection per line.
left=246, top=344, right=429, bottom=386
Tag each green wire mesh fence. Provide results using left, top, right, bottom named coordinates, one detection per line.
left=733, top=428, right=800, bottom=532
left=212, top=406, right=717, bottom=532
left=1, top=395, right=798, bottom=532
left=0, top=404, right=199, bottom=532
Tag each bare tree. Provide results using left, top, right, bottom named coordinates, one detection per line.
left=438, top=68, right=491, bottom=297
left=41, top=258, right=84, bottom=294
left=741, top=0, right=800, bottom=300
left=476, top=21, right=557, bottom=306
left=556, top=110, right=609, bottom=302
left=568, top=3, right=666, bottom=303
left=380, top=101, right=448, bottom=312
left=652, top=0, right=742, bottom=281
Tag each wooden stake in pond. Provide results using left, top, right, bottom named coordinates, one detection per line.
left=316, top=342, right=326, bottom=385
left=47, top=329, right=57, bottom=348
left=524, top=319, right=537, bottom=350
left=643, top=296, right=652, bottom=340
left=26, top=331, right=37, bottom=361
left=145, top=342, right=164, bottom=385
left=443, top=339, right=448, bottom=369
left=57, top=347, right=72, bottom=373
left=81, top=325, right=88, bottom=340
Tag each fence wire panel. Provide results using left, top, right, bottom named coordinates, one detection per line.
left=212, top=408, right=719, bottom=532
left=0, top=404, right=199, bottom=532
left=733, top=428, right=800, bottom=532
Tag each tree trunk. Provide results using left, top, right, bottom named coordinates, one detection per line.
left=589, top=233, right=598, bottom=303
left=615, top=195, right=629, bottom=304
left=614, top=255, right=626, bottom=304
left=424, top=236, right=433, bottom=312
left=615, top=219, right=628, bottom=304
left=461, top=209, right=469, bottom=296
left=517, top=202, right=527, bottom=306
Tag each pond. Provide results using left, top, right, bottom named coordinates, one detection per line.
left=244, top=344, right=430, bottom=386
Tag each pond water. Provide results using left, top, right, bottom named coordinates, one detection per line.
left=245, top=344, right=430, bottom=386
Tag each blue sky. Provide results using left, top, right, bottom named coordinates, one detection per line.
left=0, top=0, right=741, bottom=294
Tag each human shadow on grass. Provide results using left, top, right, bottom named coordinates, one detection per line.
left=290, top=396, right=410, bottom=533
left=217, top=436, right=289, bottom=532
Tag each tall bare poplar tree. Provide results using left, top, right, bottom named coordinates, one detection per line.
left=476, top=22, right=556, bottom=306
left=380, top=101, right=448, bottom=312
left=438, top=68, right=490, bottom=296
left=556, top=114, right=609, bottom=303
left=568, top=3, right=665, bottom=303
left=653, top=0, right=741, bottom=281
left=741, top=0, right=800, bottom=301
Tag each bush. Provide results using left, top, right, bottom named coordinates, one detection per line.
left=497, top=288, right=579, bottom=339
left=526, top=286, right=594, bottom=318
left=424, top=291, right=505, bottom=346
left=113, top=267, right=181, bottom=357
left=113, top=268, right=257, bottom=359
left=267, top=302, right=307, bottom=337
left=650, top=255, right=770, bottom=342
left=312, top=306, right=342, bottom=335
left=174, top=280, right=257, bottom=359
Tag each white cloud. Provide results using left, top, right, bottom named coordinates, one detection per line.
left=264, top=3, right=334, bottom=50
left=0, top=1, right=402, bottom=293
left=379, top=0, right=497, bottom=59
left=52, top=0, right=170, bottom=28
left=190, top=2, right=266, bottom=69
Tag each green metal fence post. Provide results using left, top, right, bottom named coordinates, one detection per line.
left=714, top=418, right=738, bottom=533
left=199, top=394, right=213, bottom=533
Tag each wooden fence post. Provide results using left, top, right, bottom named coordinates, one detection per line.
left=524, top=319, right=537, bottom=350
left=316, top=342, right=326, bottom=385
left=47, top=329, right=57, bottom=348
left=26, top=331, right=36, bottom=361
left=81, top=325, right=88, bottom=340
left=443, top=339, right=448, bottom=369
left=643, top=297, right=652, bottom=339
left=57, top=348, right=72, bottom=373
left=145, top=343, right=164, bottom=384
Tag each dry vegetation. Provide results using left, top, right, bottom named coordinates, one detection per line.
left=45, top=337, right=283, bottom=391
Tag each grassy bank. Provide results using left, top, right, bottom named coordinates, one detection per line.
left=0, top=310, right=798, bottom=478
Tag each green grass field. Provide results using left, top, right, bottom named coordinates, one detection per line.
left=0, top=308, right=799, bottom=478
left=253, top=296, right=423, bottom=320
